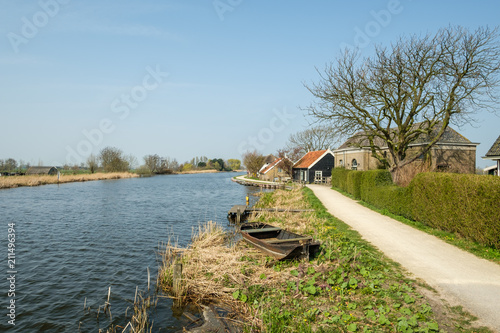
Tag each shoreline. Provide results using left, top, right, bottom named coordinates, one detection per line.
left=175, top=169, right=220, bottom=175
left=158, top=187, right=489, bottom=332
left=175, top=169, right=244, bottom=175
left=0, top=172, right=138, bottom=189
left=0, top=170, right=244, bottom=190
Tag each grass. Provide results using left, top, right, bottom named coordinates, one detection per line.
left=0, top=172, right=138, bottom=189
left=332, top=187, right=500, bottom=265
left=158, top=186, right=492, bottom=332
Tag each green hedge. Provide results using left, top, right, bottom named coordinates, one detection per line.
left=359, top=170, right=412, bottom=219
left=330, top=168, right=500, bottom=249
left=331, top=167, right=351, bottom=192
left=346, top=171, right=363, bottom=199
left=410, top=173, right=500, bottom=248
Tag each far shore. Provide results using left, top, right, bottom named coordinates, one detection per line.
left=0, top=169, right=245, bottom=189
left=0, top=172, right=138, bottom=189
left=175, top=169, right=243, bottom=175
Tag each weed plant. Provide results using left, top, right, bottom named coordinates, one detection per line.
left=157, top=187, right=491, bottom=332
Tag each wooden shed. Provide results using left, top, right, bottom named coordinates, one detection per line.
left=292, top=149, right=335, bottom=183
left=26, top=166, right=59, bottom=175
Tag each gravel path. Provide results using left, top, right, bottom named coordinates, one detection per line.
left=308, top=184, right=500, bottom=332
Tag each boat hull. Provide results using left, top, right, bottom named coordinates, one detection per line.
left=239, top=222, right=320, bottom=260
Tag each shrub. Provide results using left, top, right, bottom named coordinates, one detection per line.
left=346, top=171, right=363, bottom=199
left=331, top=168, right=500, bottom=249
left=331, top=167, right=351, bottom=191
left=410, top=173, right=500, bottom=248
left=359, top=170, right=412, bottom=218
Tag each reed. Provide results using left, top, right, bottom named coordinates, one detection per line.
left=158, top=220, right=302, bottom=331
left=0, top=172, right=138, bottom=189
left=250, top=186, right=314, bottom=236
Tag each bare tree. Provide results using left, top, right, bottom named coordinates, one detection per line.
left=86, top=154, right=98, bottom=174
left=242, top=150, right=266, bottom=177
left=4, top=158, right=17, bottom=172
left=287, top=125, right=341, bottom=156
left=143, top=154, right=161, bottom=173
left=126, top=154, right=138, bottom=170
left=159, top=156, right=179, bottom=173
left=305, top=26, right=500, bottom=183
left=276, top=149, right=294, bottom=178
left=99, top=147, right=129, bottom=172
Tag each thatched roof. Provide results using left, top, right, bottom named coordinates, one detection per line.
left=26, top=166, right=58, bottom=175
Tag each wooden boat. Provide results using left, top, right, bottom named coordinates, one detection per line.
left=239, top=222, right=320, bottom=260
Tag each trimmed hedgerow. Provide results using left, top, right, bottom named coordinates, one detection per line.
left=346, top=170, right=363, bottom=199
left=410, top=173, right=500, bottom=249
left=359, top=170, right=412, bottom=219
left=331, top=168, right=500, bottom=248
left=330, top=167, right=351, bottom=192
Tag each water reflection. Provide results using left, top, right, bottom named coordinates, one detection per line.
left=0, top=172, right=267, bottom=332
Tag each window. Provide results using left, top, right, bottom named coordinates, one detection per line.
left=315, top=171, right=322, bottom=178
left=351, top=159, right=358, bottom=170
left=339, top=159, right=344, bottom=167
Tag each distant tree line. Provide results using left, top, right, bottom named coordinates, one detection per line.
left=1, top=147, right=242, bottom=176
left=141, top=154, right=241, bottom=174
left=0, top=158, right=27, bottom=173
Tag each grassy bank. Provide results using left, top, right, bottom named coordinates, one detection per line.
left=0, top=172, right=138, bottom=189
left=159, top=187, right=490, bottom=332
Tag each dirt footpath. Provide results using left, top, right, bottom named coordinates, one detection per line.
left=308, top=185, right=500, bottom=332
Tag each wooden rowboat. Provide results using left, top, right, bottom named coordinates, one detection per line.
left=239, top=222, right=320, bottom=260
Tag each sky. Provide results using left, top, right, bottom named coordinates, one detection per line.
left=1, top=0, right=499, bottom=168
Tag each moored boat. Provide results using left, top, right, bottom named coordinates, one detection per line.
left=239, top=222, right=320, bottom=260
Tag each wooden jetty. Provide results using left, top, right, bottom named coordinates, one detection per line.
left=227, top=205, right=314, bottom=223
left=227, top=205, right=249, bottom=224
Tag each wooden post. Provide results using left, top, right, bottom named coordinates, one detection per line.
left=236, top=207, right=241, bottom=224
left=173, top=263, right=183, bottom=297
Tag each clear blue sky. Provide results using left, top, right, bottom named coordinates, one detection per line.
left=1, top=0, right=499, bottom=168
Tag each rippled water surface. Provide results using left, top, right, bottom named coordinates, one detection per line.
left=0, top=172, right=263, bottom=332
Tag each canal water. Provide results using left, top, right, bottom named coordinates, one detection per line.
left=0, top=172, right=265, bottom=332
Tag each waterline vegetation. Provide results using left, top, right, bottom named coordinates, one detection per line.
left=0, top=172, right=138, bottom=189
left=157, top=187, right=491, bottom=332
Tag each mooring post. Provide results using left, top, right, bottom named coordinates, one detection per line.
left=236, top=207, right=241, bottom=224
left=173, top=263, right=183, bottom=297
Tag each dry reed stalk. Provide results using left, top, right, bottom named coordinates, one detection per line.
left=0, top=172, right=138, bottom=189
left=158, top=220, right=303, bottom=331
left=249, top=187, right=314, bottom=236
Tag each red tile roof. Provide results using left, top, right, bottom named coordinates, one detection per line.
left=260, top=158, right=282, bottom=174
left=293, top=150, right=327, bottom=169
